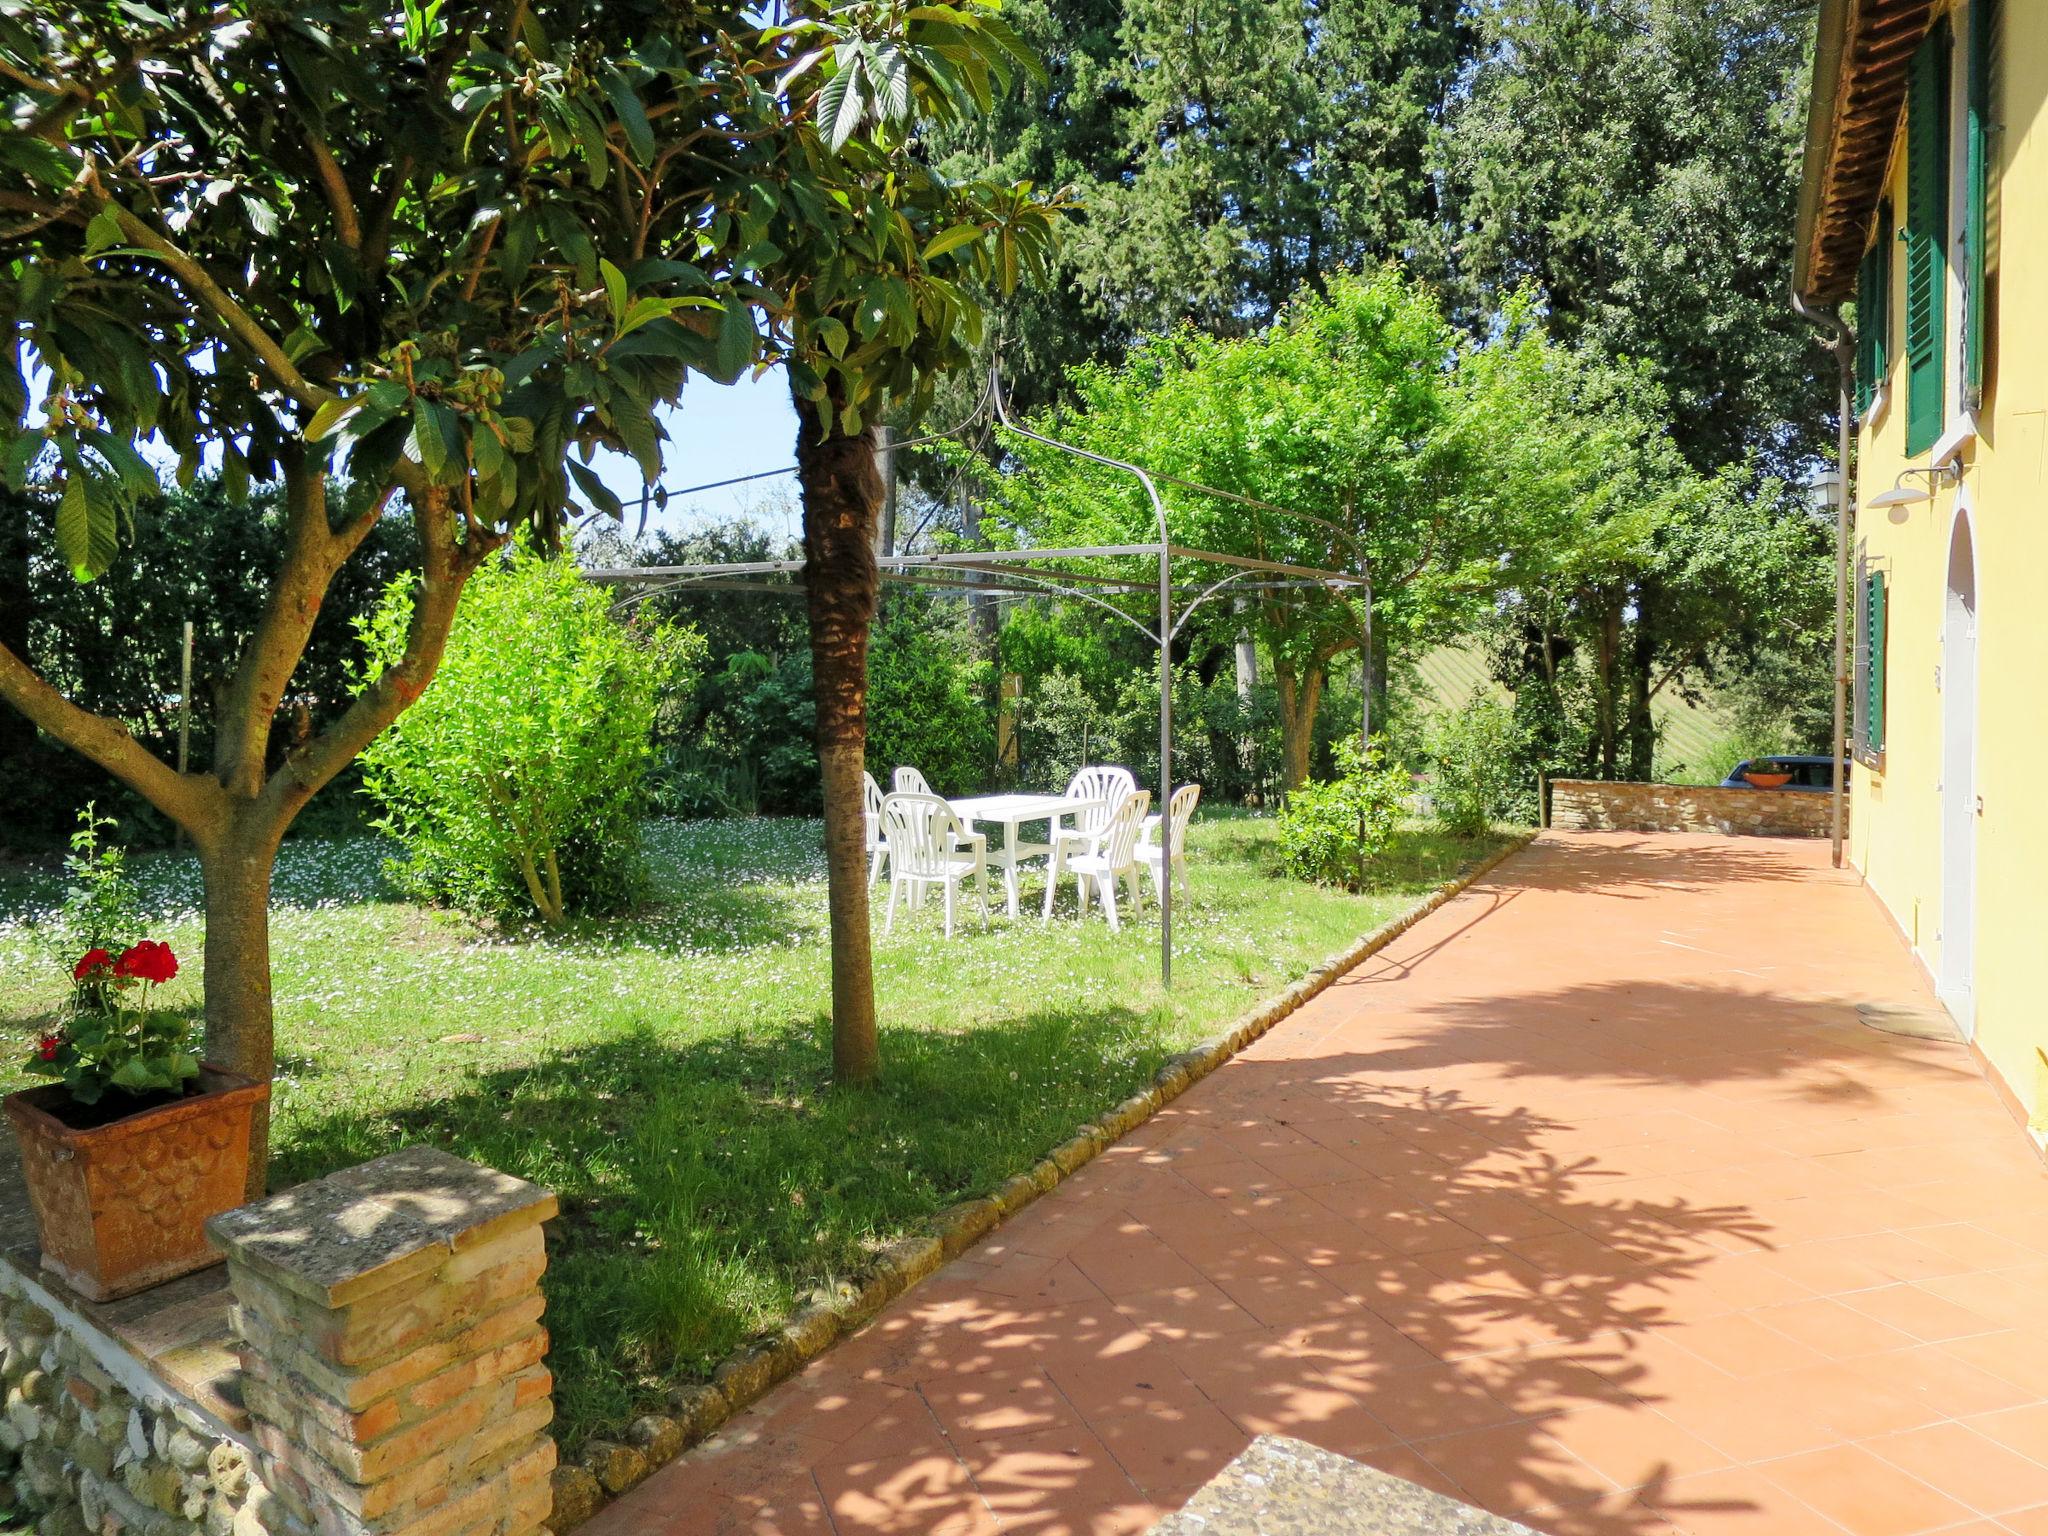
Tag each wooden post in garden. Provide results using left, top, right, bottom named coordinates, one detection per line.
left=207, top=1147, right=558, bottom=1536
left=175, top=621, right=193, bottom=848
left=997, top=671, right=1022, bottom=775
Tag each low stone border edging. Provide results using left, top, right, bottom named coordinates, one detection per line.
left=545, top=831, right=1537, bottom=1529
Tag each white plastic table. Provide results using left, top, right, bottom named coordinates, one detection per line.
left=948, top=793, right=1103, bottom=918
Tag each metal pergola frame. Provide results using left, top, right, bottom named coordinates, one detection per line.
left=585, top=369, right=1369, bottom=989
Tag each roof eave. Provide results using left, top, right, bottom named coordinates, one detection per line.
left=1794, top=0, right=1938, bottom=305
left=1794, top=0, right=1853, bottom=302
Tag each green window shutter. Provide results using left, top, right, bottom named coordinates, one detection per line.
left=1905, top=20, right=1951, bottom=455
left=1856, top=244, right=1877, bottom=416
left=1964, top=0, right=1996, bottom=406
left=1856, top=204, right=1893, bottom=417
left=1868, top=570, right=1889, bottom=755
left=1852, top=550, right=1870, bottom=752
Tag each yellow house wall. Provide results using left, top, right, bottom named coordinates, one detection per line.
left=1850, top=0, right=2048, bottom=1139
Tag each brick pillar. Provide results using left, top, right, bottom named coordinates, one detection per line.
left=205, top=1147, right=557, bottom=1536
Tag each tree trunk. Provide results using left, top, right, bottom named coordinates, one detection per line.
left=1626, top=598, right=1657, bottom=782
left=794, top=388, right=883, bottom=1083
left=1593, top=601, right=1622, bottom=779
left=1273, top=658, right=1325, bottom=792
left=199, top=815, right=282, bottom=1198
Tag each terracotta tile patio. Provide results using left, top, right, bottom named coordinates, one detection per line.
left=585, top=832, right=2048, bottom=1536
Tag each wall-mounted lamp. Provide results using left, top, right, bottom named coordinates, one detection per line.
left=1867, top=462, right=1962, bottom=514
left=1806, top=469, right=1843, bottom=523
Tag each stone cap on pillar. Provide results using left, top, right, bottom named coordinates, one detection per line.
left=206, top=1146, right=558, bottom=1310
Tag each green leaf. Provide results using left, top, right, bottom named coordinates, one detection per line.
left=816, top=315, right=849, bottom=359
left=55, top=474, right=93, bottom=583
left=2, top=433, right=44, bottom=491
left=712, top=301, right=755, bottom=384
left=880, top=275, right=914, bottom=335
left=871, top=43, right=910, bottom=120
left=997, top=229, right=1018, bottom=294
left=599, top=62, right=655, bottom=166
left=821, top=66, right=865, bottom=151
left=540, top=204, right=598, bottom=288
left=83, top=206, right=123, bottom=257
left=410, top=398, right=464, bottom=480
left=109, top=1057, right=162, bottom=1092
left=626, top=257, right=708, bottom=290
left=613, top=295, right=716, bottom=342
left=601, top=259, right=628, bottom=328
left=284, top=325, right=327, bottom=363
left=222, top=445, right=249, bottom=504
left=775, top=46, right=827, bottom=99
left=567, top=98, right=610, bottom=188
left=499, top=211, right=538, bottom=286
left=55, top=468, right=119, bottom=582
left=566, top=458, right=623, bottom=521
left=305, top=395, right=365, bottom=442
left=0, top=135, right=79, bottom=190
left=921, top=223, right=985, bottom=263
left=80, top=430, right=156, bottom=499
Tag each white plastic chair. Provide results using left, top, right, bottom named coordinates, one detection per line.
left=1064, top=766, right=1136, bottom=838
left=893, top=765, right=934, bottom=797
left=879, top=792, right=989, bottom=937
left=1139, top=784, right=1201, bottom=901
left=1044, top=789, right=1149, bottom=931
left=864, top=771, right=888, bottom=890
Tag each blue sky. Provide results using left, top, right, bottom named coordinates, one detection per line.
left=588, top=367, right=801, bottom=537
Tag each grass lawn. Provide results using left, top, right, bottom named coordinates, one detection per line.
left=0, top=809, right=1513, bottom=1449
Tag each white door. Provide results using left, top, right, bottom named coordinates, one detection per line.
left=1940, top=515, right=1978, bottom=1028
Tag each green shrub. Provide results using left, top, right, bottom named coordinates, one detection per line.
left=1275, top=741, right=1410, bottom=890
left=866, top=597, right=996, bottom=795
left=356, top=553, right=703, bottom=924
left=652, top=650, right=815, bottom=817
left=1017, top=668, right=1139, bottom=792
left=1427, top=699, right=1533, bottom=835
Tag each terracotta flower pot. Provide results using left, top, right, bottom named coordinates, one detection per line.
left=3, top=1066, right=268, bottom=1301
left=1743, top=771, right=1793, bottom=789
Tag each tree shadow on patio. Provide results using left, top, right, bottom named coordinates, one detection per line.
left=1489, top=834, right=1829, bottom=900
left=1318, top=976, right=1980, bottom=1106
left=750, top=1059, right=1789, bottom=1536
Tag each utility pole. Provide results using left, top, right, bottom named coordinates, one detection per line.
left=961, top=480, right=996, bottom=644
left=876, top=424, right=897, bottom=557
left=1233, top=597, right=1256, bottom=703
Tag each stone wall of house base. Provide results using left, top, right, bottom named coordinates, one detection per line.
left=1549, top=780, right=1833, bottom=838
left=0, top=1263, right=269, bottom=1536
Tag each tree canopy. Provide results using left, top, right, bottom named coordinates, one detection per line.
left=1440, top=0, right=1827, bottom=474
left=1456, top=305, right=1831, bottom=778
left=986, top=267, right=1484, bottom=786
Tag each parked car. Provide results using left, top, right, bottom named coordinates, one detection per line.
left=1721, top=755, right=1844, bottom=792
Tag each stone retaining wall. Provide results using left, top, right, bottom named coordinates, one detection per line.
left=4, top=1147, right=556, bottom=1536
left=1548, top=779, right=1832, bottom=838
left=207, top=1147, right=557, bottom=1536
left=0, top=1265, right=273, bottom=1536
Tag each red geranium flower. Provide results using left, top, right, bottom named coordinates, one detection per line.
left=72, top=948, right=113, bottom=982
left=114, top=940, right=178, bottom=985
left=37, top=1033, right=62, bottom=1062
